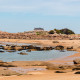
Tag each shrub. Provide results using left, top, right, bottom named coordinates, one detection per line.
left=49, top=30, right=54, bottom=34
left=60, top=28, right=75, bottom=35
left=53, top=28, right=75, bottom=35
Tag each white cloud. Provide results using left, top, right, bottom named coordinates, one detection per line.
left=0, top=0, right=80, bottom=15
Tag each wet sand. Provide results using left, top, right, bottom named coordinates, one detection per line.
left=0, top=70, right=80, bottom=80
left=0, top=39, right=80, bottom=80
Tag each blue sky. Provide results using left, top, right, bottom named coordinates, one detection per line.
left=0, top=0, right=80, bottom=33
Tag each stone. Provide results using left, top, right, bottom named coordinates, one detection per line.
left=18, top=52, right=28, bottom=55
left=0, top=50, right=4, bottom=53
left=27, top=49, right=31, bottom=52
left=55, top=45, right=64, bottom=50
left=53, top=41, right=59, bottom=43
left=75, top=71, right=80, bottom=74
left=67, top=46, right=73, bottom=51
left=72, top=68, right=80, bottom=71
left=55, top=71, right=66, bottom=73
left=73, top=58, right=80, bottom=64
left=14, top=46, right=24, bottom=51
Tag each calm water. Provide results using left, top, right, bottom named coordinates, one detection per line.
left=0, top=49, right=77, bottom=62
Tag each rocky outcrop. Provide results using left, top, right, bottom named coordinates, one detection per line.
left=3, top=44, right=54, bottom=51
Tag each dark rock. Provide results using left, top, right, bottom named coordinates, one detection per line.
left=55, top=71, right=66, bottom=73
left=55, top=45, right=64, bottom=50
left=73, top=58, right=80, bottom=64
left=27, top=49, right=31, bottom=52
left=0, top=47, right=4, bottom=49
left=53, top=41, right=59, bottom=43
left=0, top=45, right=3, bottom=47
left=7, top=50, right=16, bottom=52
left=6, top=44, right=11, bottom=46
left=18, top=52, right=28, bottom=55
left=10, top=45, right=16, bottom=48
left=42, top=47, right=53, bottom=50
left=72, top=68, right=80, bottom=71
left=21, top=45, right=27, bottom=49
left=27, top=45, right=35, bottom=49
left=0, top=45, right=4, bottom=49
left=0, top=50, right=4, bottom=53
left=67, top=46, right=73, bottom=51
left=35, top=47, right=43, bottom=51
left=75, top=71, right=80, bottom=74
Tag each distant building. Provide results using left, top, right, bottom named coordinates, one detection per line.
left=34, top=28, right=44, bottom=31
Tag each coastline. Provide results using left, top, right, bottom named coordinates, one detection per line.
left=0, top=39, right=79, bottom=63
left=0, top=39, right=80, bottom=80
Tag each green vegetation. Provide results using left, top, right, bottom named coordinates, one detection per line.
left=54, top=29, right=62, bottom=34
left=49, top=28, right=75, bottom=35
left=36, top=32, right=41, bottom=35
left=36, top=31, right=48, bottom=35
left=60, top=28, right=75, bottom=35
left=49, top=30, right=54, bottom=34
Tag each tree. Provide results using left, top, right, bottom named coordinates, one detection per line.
left=60, top=28, right=75, bottom=35
left=53, top=28, right=75, bottom=35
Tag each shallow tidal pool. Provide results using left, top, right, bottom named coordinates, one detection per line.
left=0, top=49, right=77, bottom=62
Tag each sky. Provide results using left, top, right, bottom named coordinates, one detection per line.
left=0, top=0, right=80, bottom=33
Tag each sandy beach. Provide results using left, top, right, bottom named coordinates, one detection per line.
left=0, top=39, right=80, bottom=80
left=0, top=70, right=80, bottom=80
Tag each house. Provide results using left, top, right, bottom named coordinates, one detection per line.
left=34, top=28, right=44, bottom=31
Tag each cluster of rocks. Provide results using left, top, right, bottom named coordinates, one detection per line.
left=1, top=44, right=54, bottom=51
left=0, top=44, right=76, bottom=55
left=46, top=58, right=80, bottom=74
left=54, top=45, right=74, bottom=51
left=0, top=44, right=54, bottom=55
